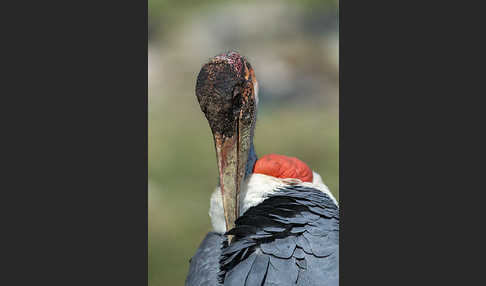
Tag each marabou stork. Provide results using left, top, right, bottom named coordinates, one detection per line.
left=185, top=51, right=339, bottom=286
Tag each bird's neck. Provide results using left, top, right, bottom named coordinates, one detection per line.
left=244, top=142, right=257, bottom=179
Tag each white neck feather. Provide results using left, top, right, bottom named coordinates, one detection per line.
left=209, top=172, right=338, bottom=234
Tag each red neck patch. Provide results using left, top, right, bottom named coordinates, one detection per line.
left=253, top=154, right=313, bottom=183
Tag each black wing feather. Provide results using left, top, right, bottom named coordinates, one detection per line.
left=220, top=186, right=339, bottom=286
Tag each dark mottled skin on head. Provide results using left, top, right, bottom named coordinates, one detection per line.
left=215, top=51, right=245, bottom=74
left=195, top=52, right=256, bottom=138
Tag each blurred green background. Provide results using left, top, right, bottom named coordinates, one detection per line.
left=148, top=0, right=339, bottom=285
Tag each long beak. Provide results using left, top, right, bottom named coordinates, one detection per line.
left=213, top=115, right=252, bottom=243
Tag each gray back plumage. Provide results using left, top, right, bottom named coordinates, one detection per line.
left=220, top=186, right=339, bottom=286
left=186, top=186, right=339, bottom=286
left=185, top=232, right=224, bottom=286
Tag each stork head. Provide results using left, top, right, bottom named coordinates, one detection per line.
left=196, top=51, right=258, bottom=236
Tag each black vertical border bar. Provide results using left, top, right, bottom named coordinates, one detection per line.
left=2, top=1, right=149, bottom=285
left=339, top=0, right=479, bottom=284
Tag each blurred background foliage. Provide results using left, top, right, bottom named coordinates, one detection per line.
left=148, top=0, right=338, bottom=285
